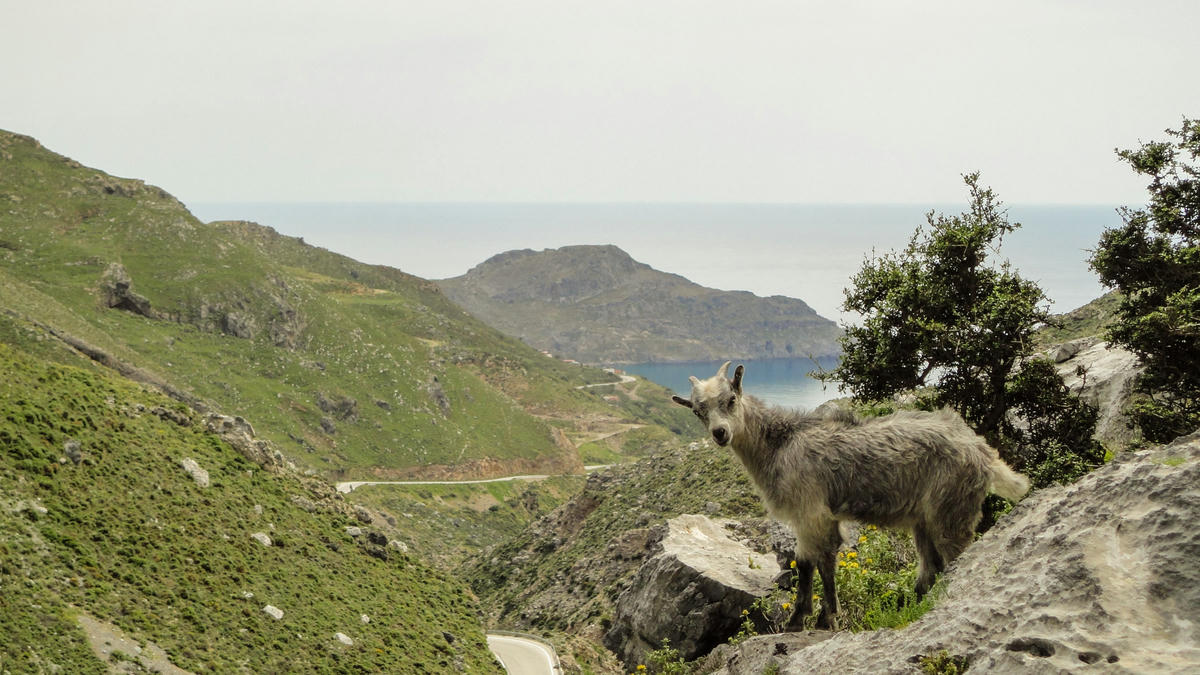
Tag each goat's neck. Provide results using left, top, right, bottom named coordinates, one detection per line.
left=730, top=397, right=794, bottom=481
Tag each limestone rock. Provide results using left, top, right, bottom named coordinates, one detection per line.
left=64, top=439, right=82, bottom=465
left=604, top=514, right=779, bottom=666
left=251, top=532, right=272, bottom=547
left=262, top=605, right=283, bottom=620
left=1053, top=338, right=1143, bottom=448
left=178, top=458, right=209, bottom=488
left=204, top=413, right=286, bottom=469
left=706, top=432, right=1200, bottom=674
left=99, top=262, right=154, bottom=318
left=335, top=632, right=353, bottom=646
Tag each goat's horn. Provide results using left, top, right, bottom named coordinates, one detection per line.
left=717, top=361, right=732, bottom=379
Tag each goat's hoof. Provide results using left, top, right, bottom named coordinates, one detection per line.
left=815, top=613, right=839, bottom=631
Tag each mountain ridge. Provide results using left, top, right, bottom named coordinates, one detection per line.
left=438, top=244, right=842, bottom=364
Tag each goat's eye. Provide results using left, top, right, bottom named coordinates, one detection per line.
left=726, top=396, right=737, bottom=410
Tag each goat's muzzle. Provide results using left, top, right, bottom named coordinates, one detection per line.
left=712, top=427, right=730, bottom=446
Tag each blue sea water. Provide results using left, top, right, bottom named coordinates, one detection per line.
left=624, top=357, right=841, bottom=410
left=187, top=202, right=1122, bottom=406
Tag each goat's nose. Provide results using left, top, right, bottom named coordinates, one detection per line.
left=712, top=427, right=729, bottom=445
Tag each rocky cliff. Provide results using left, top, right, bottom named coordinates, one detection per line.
left=437, top=245, right=842, bottom=364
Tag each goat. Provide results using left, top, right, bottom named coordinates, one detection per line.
left=671, top=361, right=1029, bottom=630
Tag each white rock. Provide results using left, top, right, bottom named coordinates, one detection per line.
left=360, top=614, right=370, bottom=624
left=178, top=458, right=209, bottom=488
left=345, top=526, right=362, bottom=537
left=251, top=532, right=272, bottom=547
left=335, top=632, right=354, bottom=646
left=262, top=605, right=283, bottom=620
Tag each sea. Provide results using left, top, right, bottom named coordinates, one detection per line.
left=188, top=202, right=1122, bottom=409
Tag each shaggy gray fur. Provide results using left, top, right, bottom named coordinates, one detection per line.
left=672, top=361, right=1029, bottom=630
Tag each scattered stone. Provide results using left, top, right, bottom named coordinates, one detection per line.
left=241, top=591, right=254, bottom=599
left=317, top=392, right=359, bottom=422
left=360, top=614, right=370, bottom=624
left=262, top=605, right=283, bottom=620
left=388, top=539, right=409, bottom=553
left=178, top=458, right=209, bottom=488
left=335, top=632, right=354, bottom=646
left=345, top=526, right=362, bottom=537
left=253, top=504, right=263, bottom=515
left=354, top=506, right=373, bottom=524
left=64, top=439, right=82, bottom=465
left=320, top=417, right=337, bottom=434
left=251, top=532, right=272, bottom=547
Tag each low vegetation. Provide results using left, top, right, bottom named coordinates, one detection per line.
left=0, top=342, right=498, bottom=672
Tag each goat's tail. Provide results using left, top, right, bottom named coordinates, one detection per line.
left=986, top=457, right=1030, bottom=501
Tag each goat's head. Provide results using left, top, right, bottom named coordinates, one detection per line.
left=671, top=361, right=745, bottom=447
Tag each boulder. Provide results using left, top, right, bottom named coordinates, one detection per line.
left=1052, top=338, right=1143, bottom=448
left=704, top=432, right=1200, bottom=674
left=99, top=262, right=154, bottom=318
left=178, top=458, right=209, bottom=488
left=604, top=514, right=779, bottom=666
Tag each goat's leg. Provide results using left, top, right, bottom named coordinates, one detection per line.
left=783, top=558, right=814, bottom=631
left=814, top=547, right=839, bottom=630
left=812, top=519, right=842, bottom=630
left=913, top=523, right=944, bottom=599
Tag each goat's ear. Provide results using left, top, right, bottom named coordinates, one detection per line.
left=732, top=364, right=744, bottom=394
left=671, top=395, right=693, bottom=409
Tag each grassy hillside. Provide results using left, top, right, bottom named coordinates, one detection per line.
left=0, top=342, right=499, bottom=673
left=0, top=130, right=691, bottom=479
left=1034, top=291, right=1122, bottom=347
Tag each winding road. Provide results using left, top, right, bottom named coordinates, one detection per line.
left=487, top=633, right=560, bottom=674
left=335, top=466, right=611, bottom=493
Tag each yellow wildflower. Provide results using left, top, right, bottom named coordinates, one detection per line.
left=637, top=666, right=647, bottom=672
left=812, top=594, right=820, bottom=601
left=847, top=551, right=857, bottom=559
left=782, top=603, right=791, bottom=611
left=858, top=534, right=868, bottom=543
left=849, top=561, right=860, bottom=569
left=790, top=560, right=797, bottom=569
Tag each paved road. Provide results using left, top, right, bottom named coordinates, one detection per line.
left=487, top=634, right=559, bottom=674
left=336, top=474, right=554, bottom=493
left=336, top=466, right=612, bottom=493
left=575, top=374, right=637, bottom=389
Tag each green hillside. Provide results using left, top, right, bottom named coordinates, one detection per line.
left=0, top=130, right=690, bottom=479
left=0, top=341, right=498, bottom=672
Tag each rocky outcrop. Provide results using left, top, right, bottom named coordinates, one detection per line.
left=100, top=262, right=154, bottom=318
left=1051, top=337, right=1143, bottom=448
left=605, top=514, right=779, bottom=666
left=317, top=392, right=359, bottom=422
left=702, top=432, right=1200, bottom=674
left=204, top=413, right=289, bottom=471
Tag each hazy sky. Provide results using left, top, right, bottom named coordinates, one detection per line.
left=5, top=1, right=1199, bottom=205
